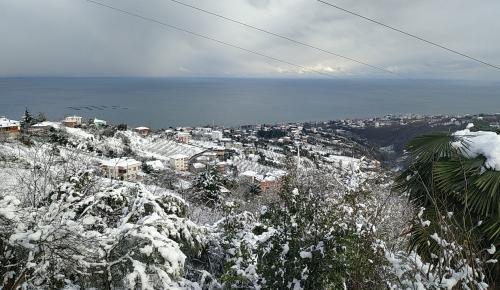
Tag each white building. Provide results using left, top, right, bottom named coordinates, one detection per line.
left=63, top=116, right=82, bottom=128
left=0, top=117, right=20, bottom=136
left=240, top=170, right=262, bottom=183
left=134, top=126, right=150, bottom=136
left=211, top=130, right=223, bottom=141
left=93, top=118, right=107, bottom=128
left=100, top=158, right=142, bottom=181
left=169, top=154, right=189, bottom=171
left=176, top=132, right=191, bottom=143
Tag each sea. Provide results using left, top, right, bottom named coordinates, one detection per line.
left=1, top=77, right=499, bottom=128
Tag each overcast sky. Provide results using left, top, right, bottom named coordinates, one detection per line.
left=1, top=0, right=500, bottom=79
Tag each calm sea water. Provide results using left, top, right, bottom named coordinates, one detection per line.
left=1, top=77, right=499, bottom=128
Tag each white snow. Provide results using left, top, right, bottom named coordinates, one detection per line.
left=299, top=251, right=312, bottom=259
left=0, top=117, right=20, bottom=128
left=453, top=127, right=500, bottom=171
left=146, top=160, right=165, bottom=171
left=101, top=158, right=141, bottom=167
left=487, top=244, right=496, bottom=255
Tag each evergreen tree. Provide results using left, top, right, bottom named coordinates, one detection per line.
left=20, top=108, right=34, bottom=130
left=194, top=166, right=225, bottom=205
left=247, top=183, right=262, bottom=196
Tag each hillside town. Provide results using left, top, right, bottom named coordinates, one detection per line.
left=2, top=112, right=499, bottom=185
left=1, top=111, right=499, bottom=289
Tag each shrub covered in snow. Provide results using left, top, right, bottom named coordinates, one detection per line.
left=219, top=167, right=388, bottom=289
left=0, top=171, right=207, bottom=289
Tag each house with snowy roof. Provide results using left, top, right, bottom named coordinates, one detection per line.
left=259, top=175, right=282, bottom=192
left=0, top=117, right=20, bottom=137
left=62, top=116, right=82, bottom=128
left=100, top=158, right=142, bottom=181
left=93, top=118, right=107, bottom=128
left=240, top=170, right=285, bottom=193
left=29, top=121, right=53, bottom=134
left=134, top=126, right=150, bottom=136
left=190, top=162, right=206, bottom=173
left=169, top=153, right=189, bottom=171
left=240, top=170, right=262, bottom=183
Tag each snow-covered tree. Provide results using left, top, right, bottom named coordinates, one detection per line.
left=194, top=166, right=226, bottom=205
left=20, top=108, right=34, bottom=129
left=0, top=171, right=208, bottom=289
left=220, top=167, right=387, bottom=289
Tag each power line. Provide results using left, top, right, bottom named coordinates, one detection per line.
left=316, top=0, right=500, bottom=71
left=166, top=0, right=395, bottom=75
left=84, top=0, right=335, bottom=78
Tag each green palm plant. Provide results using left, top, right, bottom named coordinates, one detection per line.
left=395, top=131, right=499, bottom=285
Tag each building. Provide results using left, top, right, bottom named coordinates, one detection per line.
left=0, top=117, right=20, bottom=137
left=211, top=130, right=223, bottom=141
left=240, top=170, right=261, bottom=183
left=201, top=151, right=217, bottom=162
left=169, top=154, right=189, bottom=171
left=62, top=116, right=82, bottom=128
left=29, top=122, right=52, bottom=134
left=93, top=118, right=107, bottom=128
left=134, top=127, right=150, bottom=136
left=240, top=170, right=285, bottom=193
left=216, top=161, right=226, bottom=173
left=100, top=158, right=142, bottom=181
left=190, top=162, right=206, bottom=173
left=259, top=175, right=282, bottom=192
left=213, top=146, right=225, bottom=159
left=176, top=132, right=191, bottom=143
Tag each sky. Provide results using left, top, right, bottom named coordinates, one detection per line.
left=1, top=0, right=500, bottom=79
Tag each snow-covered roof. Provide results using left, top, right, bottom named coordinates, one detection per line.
left=64, top=116, right=82, bottom=120
left=32, top=123, right=49, bottom=128
left=269, top=170, right=287, bottom=177
left=193, top=162, right=206, bottom=169
left=263, top=176, right=277, bottom=182
left=0, top=117, right=20, bottom=128
left=32, top=121, right=60, bottom=129
left=169, top=153, right=189, bottom=160
left=146, top=160, right=165, bottom=171
left=135, top=126, right=150, bottom=130
left=101, top=158, right=141, bottom=168
left=241, top=170, right=257, bottom=177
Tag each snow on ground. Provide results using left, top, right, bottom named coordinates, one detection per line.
left=324, top=155, right=362, bottom=171
left=0, top=167, right=26, bottom=196
left=146, top=160, right=166, bottom=171
left=231, top=157, right=276, bottom=176
left=65, top=127, right=94, bottom=140
left=188, top=139, right=219, bottom=150
left=258, top=149, right=286, bottom=164
left=139, top=138, right=204, bottom=161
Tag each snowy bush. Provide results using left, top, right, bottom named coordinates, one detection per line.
left=219, top=168, right=388, bottom=289
left=0, top=171, right=208, bottom=289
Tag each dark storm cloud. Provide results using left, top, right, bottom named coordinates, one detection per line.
left=1, top=0, right=499, bottom=79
